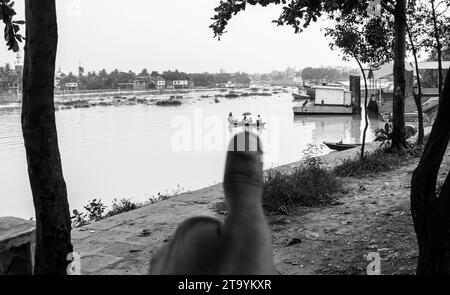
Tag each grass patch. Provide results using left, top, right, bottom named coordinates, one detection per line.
left=262, top=162, right=343, bottom=213
left=333, top=148, right=408, bottom=177
left=213, top=201, right=228, bottom=216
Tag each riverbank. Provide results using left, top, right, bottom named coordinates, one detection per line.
left=0, top=88, right=222, bottom=109
left=53, top=87, right=232, bottom=100
left=0, top=86, right=287, bottom=112
left=70, top=140, right=439, bottom=275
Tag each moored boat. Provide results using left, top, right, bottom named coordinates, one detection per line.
left=323, top=141, right=361, bottom=151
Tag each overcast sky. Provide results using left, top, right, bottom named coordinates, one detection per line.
left=0, top=0, right=358, bottom=74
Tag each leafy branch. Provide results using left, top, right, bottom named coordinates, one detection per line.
left=210, top=0, right=369, bottom=39
left=0, top=0, right=24, bottom=52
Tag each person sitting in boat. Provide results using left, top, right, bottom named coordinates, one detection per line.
left=256, top=115, right=261, bottom=127
left=228, top=112, right=236, bottom=124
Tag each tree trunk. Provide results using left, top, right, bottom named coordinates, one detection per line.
left=411, top=67, right=450, bottom=275
left=391, top=0, right=407, bottom=152
left=431, top=0, right=443, bottom=98
left=406, top=23, right=424, bottom=145
left=356, top=58, right=369, bottom=160
left=21, top=0, right=73, bottom=275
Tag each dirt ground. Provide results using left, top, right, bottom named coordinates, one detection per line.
left=265, top=147, right=450, bottom=275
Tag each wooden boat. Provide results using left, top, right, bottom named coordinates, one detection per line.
left=228, top=121, right=266, bottom=128
left=323, top=141, right=361, bottom=151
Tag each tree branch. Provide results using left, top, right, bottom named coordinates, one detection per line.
left=415, top=67, right=450, bottom=183
left=439, top=171, right=450, bottom=205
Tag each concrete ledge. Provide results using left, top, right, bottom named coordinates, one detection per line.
left=0, top=217, right=36, bottom=275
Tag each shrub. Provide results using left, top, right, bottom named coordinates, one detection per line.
left=261, top=144, right=342, bottom=213
left=72, top=198, right=142, bottom=228
left=333, top=149, right=405, bottom=177
left=71, top=209, right=89, bottom=228
left=262, top=164, right=342, bottom=213
left=145, top=192, right=174, bottom=205
left=71, top=189, right=188, bottom=228
left=83, top=198, right=106, bottom=221
left=105, top=198, right=142, bottom=218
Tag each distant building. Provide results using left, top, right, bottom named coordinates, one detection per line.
left=371, top=62, right=415, bottom=82
left=117, top=82, right=134, bottom=90
left=164, top=80, right=191, bottom=89
left=14, top=51, right=23, bottom=73
left=417, top=61, right=450, bottom=97
left=165, top=80, right=174, bottom=89
left=54, top=69, right=63, bottom=90
left=133, top=75, right=150, bottom=90
left=173, top=80, right=189, bottom=89
left=65, top=82, right=78, bottom=91
left=150, top=76, right=166, bottom=90
left=54, top=78, right=61, bottom=90
left=370, top=61, right=450, bottom=98
left=225, top=81, right=235, bottom=88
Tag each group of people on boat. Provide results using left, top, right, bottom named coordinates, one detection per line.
left=228, top=112, right=263, bottom=127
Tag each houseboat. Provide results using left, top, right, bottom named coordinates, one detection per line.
left=293, top=85, right=354, bottom=115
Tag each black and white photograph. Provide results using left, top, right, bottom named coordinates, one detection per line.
left=0, top=0, right=450, bottom=283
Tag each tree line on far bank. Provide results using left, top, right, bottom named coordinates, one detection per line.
left=57, top=68, right=252, bottom=90
left=56, top=66, right=364, bottom=90
left=301, top=66, right=360, bottom=82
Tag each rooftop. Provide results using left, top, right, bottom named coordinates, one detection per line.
left=417, top=61, right=450, bottom=70
left=372, top=61, right=450, bottom=80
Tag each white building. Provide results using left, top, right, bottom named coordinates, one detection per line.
left=173, top=80, right=188, bottom=86
left=313, top=86, right=352, bottom=106
left=64, top=82, right=78, bottom=91
left=173, top=80, right=189, bottom=89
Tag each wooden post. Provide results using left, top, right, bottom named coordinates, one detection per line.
left=350, top=75, right=361, bottom=113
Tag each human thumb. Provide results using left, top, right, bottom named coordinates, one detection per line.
left=221, top=131, right=275, bottom=274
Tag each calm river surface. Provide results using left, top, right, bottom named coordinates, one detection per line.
left=0, top=90, right=380, bottom=218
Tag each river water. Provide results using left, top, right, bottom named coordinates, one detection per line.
left=0, top=90, right=380, bottom=218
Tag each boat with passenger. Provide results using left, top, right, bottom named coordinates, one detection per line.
left=228, top=112, right=266, bottom=127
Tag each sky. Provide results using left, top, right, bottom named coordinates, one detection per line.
left=0, top=0, right=358, bottom=74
